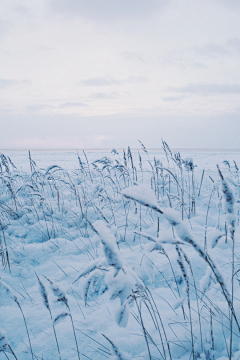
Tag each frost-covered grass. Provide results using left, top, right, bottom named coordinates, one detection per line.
left=1, top=145, right=240, bottom=360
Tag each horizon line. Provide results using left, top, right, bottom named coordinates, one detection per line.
left=1, top=147, right=240, bottom=152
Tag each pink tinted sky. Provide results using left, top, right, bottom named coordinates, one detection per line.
left=1, top=0, right=240, bottom=149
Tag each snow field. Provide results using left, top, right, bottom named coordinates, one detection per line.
left=1, top=147, right=240, bottom=359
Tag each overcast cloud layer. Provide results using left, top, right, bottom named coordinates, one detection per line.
left=1, top=0, right=240, bottom=149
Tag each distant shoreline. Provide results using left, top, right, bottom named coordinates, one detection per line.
left=1, top=148, right=240, bottom=153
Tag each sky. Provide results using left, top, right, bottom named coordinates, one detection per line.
left=1, top=0, right=240, bottom=149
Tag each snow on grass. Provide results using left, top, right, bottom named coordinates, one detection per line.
left=121, top=184, right=162, bottom=213
left=1, top=148, right=240, bottom=359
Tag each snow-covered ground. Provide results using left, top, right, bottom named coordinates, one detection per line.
left=1, top=147, right=240, bottom=360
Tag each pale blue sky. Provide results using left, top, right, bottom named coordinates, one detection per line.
left=1, top=0, right=240, bottom=149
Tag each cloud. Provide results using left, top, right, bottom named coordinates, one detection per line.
left=90, top=92, right=119, bottom=100
left=227, top=38, right=240, bottom=53
left=38, top=44, right=56, bottom=52
left=165, top=38, right=240, bottom=69
left=79, top=76, right=148, bottom=87
left=27, top=102, right=88, bottom=112
left=216, top=0, right=240, bottom=9
left=0, top=78, right=18, bottom=89
left=79, top=77, right=121, bottom=86
left=162, top=96, right=185, bottom=102
left=189, top=44, right=229, bottom=58
left=188, top=39, right=240, bottom=59
left=168, top=83, right=240, bottom=96
left=49, top=0, right=166, bottom=23
left=58, top=102, right=88, bottom=108
left=123, top=76, right=148, bottom=84
left=0, top=78, right=31, bottom=90
left=13, top=5, right=31, bottom=15
left=0, top=19, right=8, bottom=36
left=27, top=104, right=53, bottom=112
left=122, top=52, right=147, bottom=64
